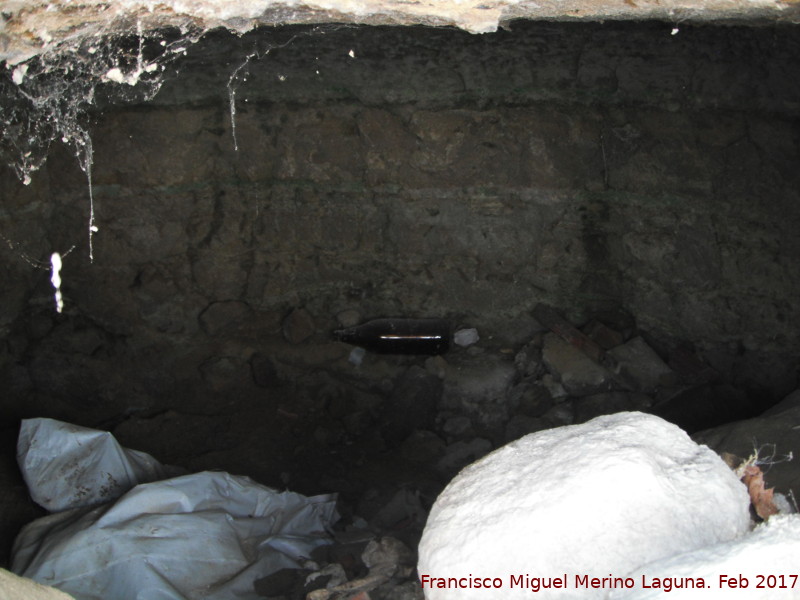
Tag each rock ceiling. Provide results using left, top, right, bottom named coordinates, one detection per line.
left=2, top=0, right=799, bottom=65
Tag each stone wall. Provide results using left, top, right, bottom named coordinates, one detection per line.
left=1, top=21, right=799, bottom=427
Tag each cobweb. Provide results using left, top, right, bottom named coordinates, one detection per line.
left=0, top=18, right=350, bottom=315
left=0, top=18, right=351, bottom=276
left=0, top=19, right=205, bottom=260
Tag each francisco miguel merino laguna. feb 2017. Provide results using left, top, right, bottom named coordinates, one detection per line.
left=419, top=573, right=713, bottom=592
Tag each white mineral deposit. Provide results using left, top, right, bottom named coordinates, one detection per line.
left=417, top=412, right=752, bottom=599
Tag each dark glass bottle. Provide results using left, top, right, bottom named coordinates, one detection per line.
left=334, top=318, right=450, bottom=355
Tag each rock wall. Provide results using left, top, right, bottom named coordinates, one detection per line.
left=1, top=20, right=799, bottom=428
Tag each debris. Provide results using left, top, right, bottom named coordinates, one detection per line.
left=349, top=346, right=366, bottom=366
left=513, top=338, right=545, bottom=378
left=306, top=563, right=348, bottom=591
left=540, top=373, right=568, bottom=400
left=362, top=536, right=415, bottom=578
left=730, top=450, right=783, bottom=521
left=693, top=392, right=800, bottom=499
left=741, top=463, right=780, bottom=520
left=541, top=332, right=613, bottom=396
left=13, top=420, right=338, bottom=600
left=453, top=327, right=479, bottom=347
left=13, top=471, right=338, bottom=600
left=606, top=336, right=675, bottom=392
left=306, top=537, right=418, bottom=600
left=582, top=318, right=624, bottom=350
left=533, top=303, right=604, bottom=362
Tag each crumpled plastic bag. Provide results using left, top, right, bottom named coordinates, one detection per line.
left=12, top=419, right=338, bottom=600
left=17, top=418, right=182, bottom=512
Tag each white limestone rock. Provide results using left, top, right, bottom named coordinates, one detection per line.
left=610, top=514, right=800, bottom=599
left=417, top=412, right=750, bottom=600
left=0, top=568, right=76, bottom=600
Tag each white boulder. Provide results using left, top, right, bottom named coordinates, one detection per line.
left=610, top=514, right=800, bottom=599
left=418, top=412, right=750, bottom=599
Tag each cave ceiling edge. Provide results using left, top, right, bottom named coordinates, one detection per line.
left=2, top=0, right=800, bottom=66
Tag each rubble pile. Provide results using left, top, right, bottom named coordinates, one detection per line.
left=259, top=532, right=423, bottom=600
left=417, top=303, right=761, bottom=484
left=260, top=303, right=793, bottom=600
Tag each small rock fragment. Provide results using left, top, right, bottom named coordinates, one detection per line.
left=349, top=347, right=366, bottom=366
left=582, top=319, right=625, bottom=350
left=513, top=341, right=545, bottom=378
left=540, top=374, right=568, bottom=400
left=305, top=563, right=348, bottom=591
left=453, top=327, right=479, bottom=347
left=542, top=332, right=613, bottom=396
left=607, top=336, right=675, bottom=392
left=362, top=537, right=415, bottom=578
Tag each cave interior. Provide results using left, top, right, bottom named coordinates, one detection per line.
left=1, top=12, right=799, bottom=595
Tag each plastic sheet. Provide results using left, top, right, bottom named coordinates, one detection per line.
left=12, top=419, right=338, bottom=600
left=17, top=418, right=181, bottom=512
